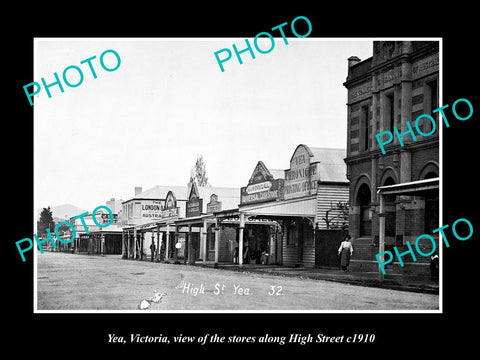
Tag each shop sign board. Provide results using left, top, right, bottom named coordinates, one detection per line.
left=161, top=191, right=179, bottom=220
left=207, top=194, right=222, bottom=213
left=140, top=200, right=163, bottom=220
left=186, top=183, right=203, bottom=217
left=240, top=161, right=284, bottom=205
left=284, top=145, right=320, bottom=200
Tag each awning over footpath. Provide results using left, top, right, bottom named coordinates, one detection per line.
left=239, top=195, right=316, bottom=218
left=376, top=177, right=439, bottom=196
left=89, top=226, right=124, bottom=234
left=376, top=177, right=439, bottom=282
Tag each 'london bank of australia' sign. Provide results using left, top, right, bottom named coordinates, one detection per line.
left=240, top=161, right=284, bottom=205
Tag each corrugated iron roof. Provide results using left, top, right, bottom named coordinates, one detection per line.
left=269, top=168, right=285, bottom=180
left=197, top=186, right=240, bottom=211
left=306, top=146, right=347, bottom=183
left=131, top=185, right=189, bottom=201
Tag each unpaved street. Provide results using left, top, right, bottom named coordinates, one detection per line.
left=36, top=252, right=439, bottom=311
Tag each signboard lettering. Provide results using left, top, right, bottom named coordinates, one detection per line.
left=241, top=161, right=284, bottom=205
left=412, top=54, right=439, bottom=79
left=284, top=145, right=320, bottom=200
left=141, top=200, right=163, bottom=219
left=207, top=194, right=222, bottom=213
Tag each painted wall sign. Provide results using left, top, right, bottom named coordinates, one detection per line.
left=161, top=207, right=178, bottom=219
left=284, top=145, right=320, bottom=200
left=161, top=191, right=179, bottom=220
left=140, top=200, right=163, bottom=219
left=241, top=161, right=284, bottom=205
left=186, top=183, right=203, bottom=217
left=207, top=194, right=222, bottom=213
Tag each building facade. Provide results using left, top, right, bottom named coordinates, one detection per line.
left=236, top=144, right=349, bottom=268
left=343, top=41, right=440, bottom=273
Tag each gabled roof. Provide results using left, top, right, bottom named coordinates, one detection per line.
left=288, top=145, right=347, bottom=183
left=309, top=147, right=347, bottom=183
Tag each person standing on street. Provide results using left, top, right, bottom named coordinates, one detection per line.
left=338, top=234, right=354, bottom=272
left=150, top=242, right=156, bottom=262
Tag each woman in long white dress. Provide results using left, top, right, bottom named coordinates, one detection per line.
left=338, top=234, right=353, bottom=272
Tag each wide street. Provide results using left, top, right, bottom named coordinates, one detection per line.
left=36, top=252, right=439, bottom=311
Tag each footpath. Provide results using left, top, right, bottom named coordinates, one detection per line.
left=193, top=262, right=439, bottom=295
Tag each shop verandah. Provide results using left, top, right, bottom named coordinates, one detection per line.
left=120, top=211, right=281, bottom=267
left=376, top=177, right=439, bottom=280
left=122, top=215, right=224, bottom=264
left=121, top=199, right=346, bottom=269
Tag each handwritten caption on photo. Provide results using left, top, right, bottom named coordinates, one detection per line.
left=177, top=281, right=283, bottom=297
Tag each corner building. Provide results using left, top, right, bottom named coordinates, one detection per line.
left=343, top=41, right=439, bottom=273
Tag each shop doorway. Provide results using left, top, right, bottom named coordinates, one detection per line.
left=189, top=232, right=201, bottom=260
left=245, top=225, right=268, bottom=264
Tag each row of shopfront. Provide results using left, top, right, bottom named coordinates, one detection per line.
left=52, top=42, right=440, bottom=278
left=118, top=144, right=350, bottom=268
left=55, top=137, right=439, bottom=276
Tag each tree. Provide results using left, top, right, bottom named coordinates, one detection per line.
left=189, top=155, right=210, bottom=186
left=322, top=201, right=349, bottom=230
left=38, top=206, right=55, bottom=235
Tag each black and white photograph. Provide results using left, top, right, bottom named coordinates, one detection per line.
left=33, top=38, right=440, bottom=312
left=7, top=5, right=478, bottom=356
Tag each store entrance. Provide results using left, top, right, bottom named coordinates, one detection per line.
left=244, top=225, right=269, bottom=264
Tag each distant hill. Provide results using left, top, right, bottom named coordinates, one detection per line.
left=37, top=204, right=87, bottom=220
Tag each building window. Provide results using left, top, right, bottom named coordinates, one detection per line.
left=134, top=202, right=141, bottom=217
left=362, top=105, right=369, bottom=151
left=425, top=79, right=439, bottom=133
left=357, top=183, right=372, bottom=237
left=386, top=93, right=395, bottom=133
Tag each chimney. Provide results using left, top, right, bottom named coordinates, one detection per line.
left=348, top=56, right=361, bottom=68
left=135, top=186, right=142, bottom=196
left=347, top=56, right=361, bottom=78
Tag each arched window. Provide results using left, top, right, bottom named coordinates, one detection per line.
left=357, top=183, right=372, bottom=237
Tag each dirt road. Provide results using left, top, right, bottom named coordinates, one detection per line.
left=36, top=252, right=439, bottom=311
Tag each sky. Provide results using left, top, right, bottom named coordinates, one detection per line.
left=34, top=38, right=373, bottom=212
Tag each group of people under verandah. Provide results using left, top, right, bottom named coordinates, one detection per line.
left=233, top=245, right=269, bottom=265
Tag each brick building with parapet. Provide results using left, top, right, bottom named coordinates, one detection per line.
left=343, top=41, right=439, bottom=275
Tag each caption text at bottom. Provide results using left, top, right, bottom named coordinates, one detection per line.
left=108, top=333, right=375, bottom=345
